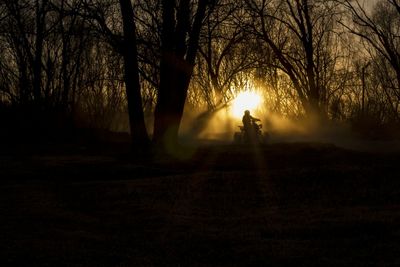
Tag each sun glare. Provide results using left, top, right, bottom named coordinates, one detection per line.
left=231, top=91, right=262, bottom=119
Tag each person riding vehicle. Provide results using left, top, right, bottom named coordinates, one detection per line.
left=234, top=110, right=267, bottom=144
left=242, top=110, right=261, bottom=141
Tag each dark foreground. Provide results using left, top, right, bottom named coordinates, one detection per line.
left=1, top=142, right=400, bottom=266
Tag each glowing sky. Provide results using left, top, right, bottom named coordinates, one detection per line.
left=231, top=91, right=262, bottom=119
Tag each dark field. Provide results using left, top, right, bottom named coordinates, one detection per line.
left=1, top=142, right=400, bottom=266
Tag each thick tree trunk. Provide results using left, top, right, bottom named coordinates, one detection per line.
left=153, top=54, right=193, bottom=149
left=153, top=0, right=209, bottom=152
left=119, top=0, right=150, bottom=150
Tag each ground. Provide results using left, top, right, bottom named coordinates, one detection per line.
left=1, top=142, right=400, bottom=266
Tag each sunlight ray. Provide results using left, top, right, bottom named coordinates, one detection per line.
left=231, top=91, right=262, bottom=119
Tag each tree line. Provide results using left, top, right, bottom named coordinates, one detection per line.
left=1, top=0, right=400, bottom=150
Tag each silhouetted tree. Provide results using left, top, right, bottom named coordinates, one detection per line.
left=245, top=0, right=344, bottom=120
left=2, top=0, right=400, bottom=145
left=195, top=1, right=255, bottom=109
left=153, top=0, right=216, bottom=150
left=119, top=0, right=150, bottom=148
left=341, top=0, right=400, bottom=120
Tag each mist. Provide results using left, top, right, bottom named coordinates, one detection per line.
left=179, top=103, right=400, bottom=153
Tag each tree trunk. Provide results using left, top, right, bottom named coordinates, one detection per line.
left=119, top=0, right=150, bottom=150
left=153, top=54, right=194, bottom=150
left=33, top=0, right=47, bottom=104
left=153, top=0, right=209, bottom=152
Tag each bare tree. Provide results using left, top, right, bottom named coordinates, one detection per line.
left=194, top=1, right=255, bottom=109
left=63, top=0, right=217, bottom=150
left=119, top=0, right=150, bottom=148
left=340, top=0, right=400, bottom=120
left=152, top=0, right=216, bottom=149
left=32, top=0, right=48, bottom=103
left=64, top=0, right=150, bottom=147
left=245, top=0, right=344, bottom=119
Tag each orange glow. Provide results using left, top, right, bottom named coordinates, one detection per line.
left=231, top=91, right=262, bottom=118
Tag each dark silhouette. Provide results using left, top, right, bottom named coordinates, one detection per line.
left=119, top=0, right=150, bottom=149
left=1, top=0, right=400, bottom=147
left=153, top=0, right=215, bottom=152
left=242, top=110, right=260, bottom=131
left=243, top=110, right=260, bottom=137
left=238, top=110, right=263, bottom=143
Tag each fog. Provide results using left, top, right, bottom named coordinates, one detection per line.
left=179, top=104, right=400, bottom=153
left=102, top=96, right=400, bottom=153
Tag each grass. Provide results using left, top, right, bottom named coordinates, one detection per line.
left=1, top=142, right=400, bottom=266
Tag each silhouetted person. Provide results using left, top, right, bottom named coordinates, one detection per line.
left=242, top=110, right=260, bottom=142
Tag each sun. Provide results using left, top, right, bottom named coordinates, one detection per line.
left=231, top=91, right=262, bottom=119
